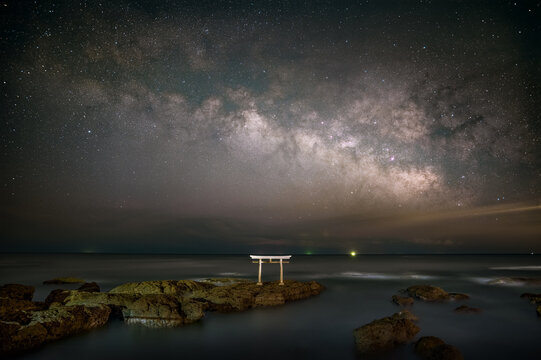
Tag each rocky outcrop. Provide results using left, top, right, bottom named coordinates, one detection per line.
left=2, top=279, right=323, bottom=354
left=1, top=304, right=111, bottom=353
left=191, top=280, right=324, bottom=312
left=0, top=284, right=35, bottom=300
left=62, top=291, right=206, bottom=327
left=43, top=277, right=85, bottom=285
left=415, top=336, right=464, bottom=360
left=392, top=295, right=414, bottom=306
left=109, top=280, right=214, bottom=296
left=406, top=285, right=469, bottom=302
left=0, top=284, right=45, bottom=325
left=0, top=297, right=44, bottom=323
left=353, top=311, right=420, bottom=354
left=454, top=305, right=481, bottom=313
left=60, top=280, right=323, bottom=324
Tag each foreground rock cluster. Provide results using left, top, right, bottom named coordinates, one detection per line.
left=1, top=279, right=323, bottom=354
left=354, top=284, right=470, bottom=359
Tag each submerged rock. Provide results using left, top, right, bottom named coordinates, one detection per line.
left=43, top=277, right=85, bottom=285
left=454, top=305, right=481, bottom=313
left=406, top=285, right=469, bottom=302
left=392, top=295, right=414, bottom=306
left=1, top=304, right=110, bottom=353
left=415, top=336, right=464, bottom=360
left=0, top=284, right=35, bottom=301
left=353, top=311, right=420, bottom=354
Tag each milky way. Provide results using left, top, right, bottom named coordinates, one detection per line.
left=1, top=1, right=540, bottom=253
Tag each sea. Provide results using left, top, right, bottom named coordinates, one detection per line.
left=1, top=254, right=540, bottom=359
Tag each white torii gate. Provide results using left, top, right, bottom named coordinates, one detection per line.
left=250, top=255, right=292, bottom=285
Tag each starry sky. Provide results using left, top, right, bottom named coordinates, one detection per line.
left=1, top=0, right=540, bottom=254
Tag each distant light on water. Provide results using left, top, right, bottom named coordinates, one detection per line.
left=350, top=251, right=356, bottom=257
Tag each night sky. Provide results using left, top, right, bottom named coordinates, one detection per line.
left=1, top=0, right=540, bottom=254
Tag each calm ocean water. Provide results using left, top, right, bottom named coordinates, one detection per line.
left=1, top=254, right=541, bottom=359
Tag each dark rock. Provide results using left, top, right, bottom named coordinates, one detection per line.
left=77, top=282, right=100, bottom=293
left=0, top=304, right=110, bottom=353
left=537, top=305, right=541, bottom=317
left=43, top=277, right=85, bottom=285
left=406, top=285, right=468, bottom=302
left=454, top=305, right=481, bottom=313
left=109, top=280, right=214, bottom=296
left=44, top=289, right=71, bottom=306
left=353, top=311, right=420, bottom=354
left=415, top=336, right=464, bottom=360
left=520, top=293, right=541, bottom=304
left=190, top=280, right=324, bottom=312
left=62, top=279, right=324, bottom=326
left=392, top=295, right=414, bottom=306
left=0, top=297, right=44, bottom=324
left=0, top=284, right=35, bottom=300
left=0, top=320, right=47, bottom=354
left=449, top=293, right=470, bottom=300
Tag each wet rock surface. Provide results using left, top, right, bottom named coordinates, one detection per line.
left=406, top=285, right=469, bottom=302
left=415, top=336, right=464, bottom=360
left=1, top=304, right=111, bottom=353
left=353, top=310, right=420, bottom=354
left=0, top=282, right=110, bottom=354
left=392, top=295, right=414, bottom=306
left=1, top=279, right=324, bottom=354
left=0, top=284, right=35, bottom=301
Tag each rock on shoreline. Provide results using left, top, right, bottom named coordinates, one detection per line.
left=353, top=310, right=420, bottom=354
left=406, top=285, right=469, bottom=302
left=1, top=279, right=324, bottom=354
left=392, top=295, right=414, bottom=306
